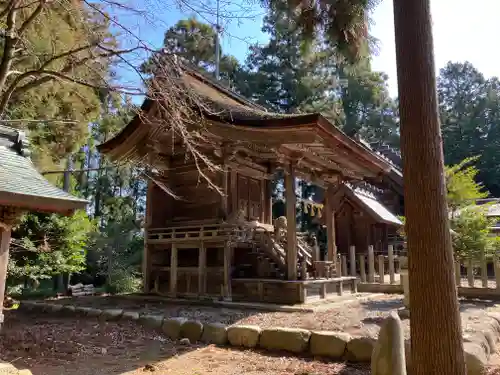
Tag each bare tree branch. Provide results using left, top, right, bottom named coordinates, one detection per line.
left=17, top=0, right=48, bottom=36
left=0, top=45, right=144, bottom=113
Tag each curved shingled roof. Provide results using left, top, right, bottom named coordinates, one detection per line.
left=0, top=125, right=88, bottom=215
left=98, top=62, right=393, bottom=179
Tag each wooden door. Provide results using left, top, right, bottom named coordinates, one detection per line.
left=237, top=174, right=263, bottom=221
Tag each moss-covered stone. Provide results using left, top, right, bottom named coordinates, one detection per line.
left=100, top=309, right=123, bottom=321
left=346, top=336, right=376, bottom=362
left=309, top=331, right=350, bottom=358
left=162, top=318, right=187, bottom=340
left=201, top=323, right=228, bottom=345
left=180, top=320, right=204, bottom=343
left=227, top=325, right=261, bottom=348
left=139, top=314, right=164, bottom=330
left=259, top=327, right=310, bottom=354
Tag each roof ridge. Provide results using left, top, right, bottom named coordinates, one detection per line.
left=0, top=123, right=30, bottom=157
left=165, top=55, right=269, bottom=113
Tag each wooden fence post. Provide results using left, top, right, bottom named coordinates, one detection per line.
left=349, top=246, right=356, bottom=277
left=367, top=245, right=375, bottom=283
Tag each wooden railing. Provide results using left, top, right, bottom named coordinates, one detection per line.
left=253, top=230, right=287, bottom=271
left=147, top=223, right=234, bottom=243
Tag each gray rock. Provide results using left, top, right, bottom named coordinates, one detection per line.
left=227, top=325, right=261, bottom=348
left=180, top=320, right=204, bottom=343
left=139, top=314, right=164, bottom=330
left=371, top=312, right=407, bottom=375
left=49, top=304, right=64, bottom=313
left=201, top=322, right=228, bottom=345
left=62, top=305, right=76, bottom=314
left=18, top=301, right=37, bottom=311
left=179, top=338, right=191, bottom=346
left=346, top=336, right=376, bottom=362
left=259, top=327, right=311, bottom=354
left=100, top=309, right=123, bottom=321
left=85, top=308, right=103, bottom=318
left=309, top=331, right=351, bottom=359
left=121, top=311, right=140, bottom=321
left=162, top=317, right=187, bottom=340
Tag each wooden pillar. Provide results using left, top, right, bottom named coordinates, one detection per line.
left=325, top=185, right=338, bottom=262
left=230, top=170, right=238, bottom=216
left=223, top=242, right=232, bottom=299
left=0, top=226, right=11, bottom=329
left=260, top=179, right=266, bottom=223
left=267, top=179, right=273, bottom=224
left=143, top=180, right=154, bottom=293
left=285, top=163, right=297, bottom=280
left=198, top=243, right=207, bottom=296
left=169, top=245, right=178, bottom=297
left=221, top=157, right=229, bottom=217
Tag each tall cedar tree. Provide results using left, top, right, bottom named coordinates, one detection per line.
left=269, top=0, right=467, bottom=373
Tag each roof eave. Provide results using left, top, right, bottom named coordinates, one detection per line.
left=0, top=191, right=88, bottom=216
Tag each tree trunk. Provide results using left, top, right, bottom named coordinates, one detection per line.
left=393, top=1, right=466, bottom=375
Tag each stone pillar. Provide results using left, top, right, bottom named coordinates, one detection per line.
left=284, top=163, right=297, bottom=280
left=399, top=256, right=410, bottom=319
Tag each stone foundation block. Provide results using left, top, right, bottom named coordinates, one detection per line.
left=162, top=318, right=187, bottom=340
left=61, top=305, right=76, bottom=314
left=85, top=308, right=103, bottom=318
left=100, top=309, right=123, bottom=321
left=18, top=301, right=37, bottom=312
left=139, top=314, right=164, bottom=330
left=227, top=325, right=261, bottom=348
left=346, top=336, right=376, bottom=362
left=309, top=331, right=351, bottom=359
left=259, top=327, right=311, bottom=354
left=180, top=320, right=204, bottom=343
left=122, top=311, right=140, bottom=321
left=201, top=323, right=228, bottom=345
left=464, top=342, right=488, bottom=375
left=48, top=304, right=64, bottom=313
left=74, top=306, right=90, bottom=315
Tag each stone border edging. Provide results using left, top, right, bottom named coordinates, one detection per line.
left=17, top=301, right=499, bottom=373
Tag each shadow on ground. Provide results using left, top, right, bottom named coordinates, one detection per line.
left=0, top=310, right=370, bottom=375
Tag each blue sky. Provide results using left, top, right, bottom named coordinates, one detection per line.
left=116, top=0, right=500, bottom=97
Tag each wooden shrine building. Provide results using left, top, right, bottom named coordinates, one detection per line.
left=0, top=125, right=88, bottom=327
left=98, top=63, right=400, bottom=304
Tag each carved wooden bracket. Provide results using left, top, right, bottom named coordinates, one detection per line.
left=0, top=206, right=25, bottom=229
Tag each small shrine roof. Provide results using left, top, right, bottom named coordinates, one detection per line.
left=98, top=62, right=393, bottom=183
left=0, top=125, right=88, bottom=215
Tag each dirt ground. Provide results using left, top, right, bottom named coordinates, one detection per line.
left=49, top=294, right=500, bottom=338
left=0, top=311, right=370, bottom=375
left=2, top=304, right=500, bottom=375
